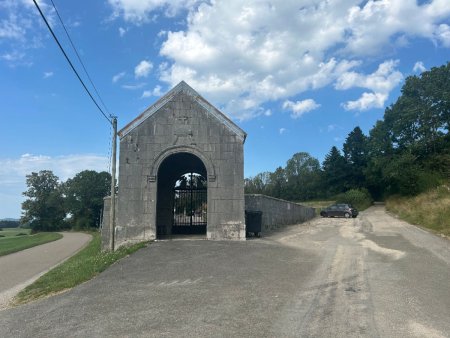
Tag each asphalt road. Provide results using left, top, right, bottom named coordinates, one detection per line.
left=0, top=206, right=449, bottom=337
left=0, top=232, right=91, bottom=309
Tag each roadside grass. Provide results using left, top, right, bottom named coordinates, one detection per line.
left=386, top=185, right=450, bottom=237
left=14, top=232, right=147, bottom=305
left=0, top=230, right=62, bottom=257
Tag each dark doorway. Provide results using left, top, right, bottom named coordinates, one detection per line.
left=156, top=153, right=207, bottom=238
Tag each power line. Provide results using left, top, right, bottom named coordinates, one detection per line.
left=32, top=0, right=112, bottom=125
left=49, top=0, right=112, bottom=117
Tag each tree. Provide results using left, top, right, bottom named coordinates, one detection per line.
left=64, top=170, right=111, bottom=228
left=343, top=126, right=368, bottom=188
left=267, top=167, right=287, bottom=198
left=384, top=62, right=450, bottom=155
left=21, top=170, right=66, bottom=231
left=244, top=172, right=271, bottom=194
left=322, top=146, right=348, bottom=196
left=284, top=152, right=321, bottom=200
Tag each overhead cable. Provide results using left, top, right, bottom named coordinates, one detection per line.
left=32, top=0, right=112, bottom=125
left=49, top=0, right=112, bottom=118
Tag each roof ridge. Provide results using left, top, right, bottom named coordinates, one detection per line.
left=118, top=81, right=246, bottom=142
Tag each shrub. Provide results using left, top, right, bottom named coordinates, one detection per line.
left=336, top=188, right=373, bottom=211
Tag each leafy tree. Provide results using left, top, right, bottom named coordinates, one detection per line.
left=267, top=167, right=287, bottom=198
left=384, top=62, right=450, bottom=155
left=64, top=170, right=111, bottom=228
left=244, top=172, right=271, bottom=194
left=284, top=152, right=321, bottom=200
left=21, top=170, right=66, bottom=231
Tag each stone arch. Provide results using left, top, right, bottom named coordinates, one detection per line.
left=155, top=151, right=209, bottom=237
left=150, top=145, right=216, bottom=183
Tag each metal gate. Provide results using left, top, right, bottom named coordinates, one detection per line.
left=172, top=174, right=207, bottom=234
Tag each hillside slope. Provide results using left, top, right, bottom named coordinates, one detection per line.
left=386, top=185, right=450, bottom=237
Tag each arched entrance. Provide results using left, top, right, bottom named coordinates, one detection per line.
left=156, top=152, right=207, bottom=238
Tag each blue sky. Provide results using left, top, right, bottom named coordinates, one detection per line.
left=0, top=0, right=449, bottom=219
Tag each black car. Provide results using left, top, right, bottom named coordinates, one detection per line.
left=320, top=204, right=358, bottom=218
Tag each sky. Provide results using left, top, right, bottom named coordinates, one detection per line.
left=0, top=0, right=449, bottom=219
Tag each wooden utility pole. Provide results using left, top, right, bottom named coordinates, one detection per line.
left=109, top=117, right=117, bottom=251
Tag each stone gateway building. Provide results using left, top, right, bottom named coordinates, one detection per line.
left=102, top=81, right=247, bottom=248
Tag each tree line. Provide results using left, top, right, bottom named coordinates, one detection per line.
left=245, top=62, right=450, bottom=201
left=21, top=170, right=111, bottom=232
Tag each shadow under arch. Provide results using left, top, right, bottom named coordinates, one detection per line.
left=150, top=145, right=216, bottom=182
left=155, top=151, right=208, bottom=238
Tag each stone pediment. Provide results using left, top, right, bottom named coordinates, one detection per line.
left=118, top=81, right=247, bottom=142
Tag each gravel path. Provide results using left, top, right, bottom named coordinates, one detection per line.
left=0, top=232, right=91, bottom=309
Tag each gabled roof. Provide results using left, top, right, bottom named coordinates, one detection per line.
left=118, top=81, right=247, bottom=142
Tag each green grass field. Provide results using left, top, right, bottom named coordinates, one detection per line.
left=0, top=229, right=62, bottom=257
left=15, top=232, right=147, bottom=305
left=386, top=185, right=450, bottom=237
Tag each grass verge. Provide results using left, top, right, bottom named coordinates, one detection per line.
left=0, top=232, right=62, bottom=257
left=386, top=185, right=450, bottom=237
left=14, top=232, right=147, bottom=305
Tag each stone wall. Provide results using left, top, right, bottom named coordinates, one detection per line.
left=244, top=194, right=315, bottom=232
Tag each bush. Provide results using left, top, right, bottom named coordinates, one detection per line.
left=336, top=188, right=373, bottom=211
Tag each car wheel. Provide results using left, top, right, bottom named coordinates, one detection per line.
left=321, top=212, right=327, bottom=218
left=344, top=212, right=350, bottom=218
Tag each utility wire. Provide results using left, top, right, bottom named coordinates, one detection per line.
left=32, top=0, right=112, bottom=125
left=49, top=0, right=112, bottom=118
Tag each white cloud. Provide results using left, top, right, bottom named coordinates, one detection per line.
left=1, top=51, right=25, bottom=62
left=327, top=124, right=337, bottom=132
left=337, top=60, right=403, bottom=112
left=122, top=83, right=146, bottom=90
left=343, top=92, right=388, bottom=111
left=134, top=60, right=153, bottom=78
left=141, top=86, right=164, bottom=98
left=43, top=71, right=53, bottom=79
left=435, top=24, right=450, bottom=47
left=112, top=71, right=126, bottom=83
left=0, top=153, right=108, bottom=219
left=107, top=0, right=202, bottom=22
left=0, top=1, right=57, bottom=66
left=119, top=27, right=127, bottom=37
left=279, top=128, right=286, bottom=135
left=413, top=61, right=426, bottom=73
left=152, top=0, right=450, bottom=120
left=283, top=99, right=321, bottom=119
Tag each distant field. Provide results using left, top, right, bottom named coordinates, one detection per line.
left=0, top=228, right=32, bottom=238
left=0, top=229, right=62, bottom=256
left=298, top=200, right=335, bottom=215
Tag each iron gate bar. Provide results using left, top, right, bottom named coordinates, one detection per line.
left=172, top=172, right=207, bottom=234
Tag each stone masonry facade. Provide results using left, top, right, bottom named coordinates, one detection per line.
left=102, top=81, right=247, bottom=249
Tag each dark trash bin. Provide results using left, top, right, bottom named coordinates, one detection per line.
left=245, top=210, right=262, bottom=238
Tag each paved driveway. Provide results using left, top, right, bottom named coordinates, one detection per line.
left=1, top=207, right=449, bottom=337
left=0, top=232, right=91, bottom=309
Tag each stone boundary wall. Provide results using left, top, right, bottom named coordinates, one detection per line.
left=244, top=194, right=315, bottom=232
